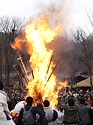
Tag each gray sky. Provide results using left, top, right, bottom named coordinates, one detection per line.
left=0, top=0, right=93, bottom=34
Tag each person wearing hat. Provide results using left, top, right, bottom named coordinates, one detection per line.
left=0, top=81, right=15, bottom=125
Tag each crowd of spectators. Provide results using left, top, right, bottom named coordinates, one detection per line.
left=1, top=80, right=93, bottom=125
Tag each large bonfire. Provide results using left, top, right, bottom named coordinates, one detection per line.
left=11, top=18, right=68, bottom=108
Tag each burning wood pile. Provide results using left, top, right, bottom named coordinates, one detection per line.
left=11, top=18, right=68, bottom=107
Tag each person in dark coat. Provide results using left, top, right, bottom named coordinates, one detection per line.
left=61, top=96, right=78, bottom=125
left=36, top=103, right=48, bottom=125
left=78, top=97, right=91, bottom=125
left=89, top=101, right=93, bottom=125
left=18, top=96, right=45, bottom=125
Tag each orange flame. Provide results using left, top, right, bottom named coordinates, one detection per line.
left=11, top=18, right=67, bottom=108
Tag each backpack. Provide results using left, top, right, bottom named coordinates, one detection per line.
left=22, top=107, right=34, bottom=125
left=52, top=110, right=58, bottom=121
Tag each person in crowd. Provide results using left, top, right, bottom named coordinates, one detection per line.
left=60, top=91, right=78, bottom=125
left=87, top=91, right=93, bottom=104
left=43, top=100, right=57, bottom=125
left=78, top=97, right=91, bottom=125
left=0, top=81, right=15, bottom=125
left=10, top=100, right=25, bottom=125
left=7, top=97, right=14, bottom=111
left=7, top=93, right=17, bottom=111
left=18, top=96, right=45, bottom=125
left=56, top=107, right=64, bottom=125
left=89, top=101, right=93, bottom=125
left=36, top=103, right=48, bottom=125
left=37, top=103, right=44, bottom=111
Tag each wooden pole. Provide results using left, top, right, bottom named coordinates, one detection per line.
left=47, top=59, right=60, bottom=82
left=17, top=52, right=29, bottom=83
left=13, top=65, right=26, bottom=86
left=45, top=55, right=53, bottom=79
left=31, top=70, right=34, bottom=79
left=29, top=62, right=34, bottom=80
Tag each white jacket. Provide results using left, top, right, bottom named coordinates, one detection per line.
left=0, top=90, right=15, bottom=125
left=44, top=107, right=55, bottom=125
left=14, top=101, right=25, bottom=113
left=56, top=110, right=64, bottom=123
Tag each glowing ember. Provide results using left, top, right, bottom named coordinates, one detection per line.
left=11, top=18, right=67, bottom=108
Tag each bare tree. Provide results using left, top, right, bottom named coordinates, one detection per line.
left=73, top=29, right=93, bottom=90
left=60, top=38, right=81, bottom=89
left=0, top=16, right=23, bottom=86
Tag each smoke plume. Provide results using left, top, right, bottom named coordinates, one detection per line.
left=27, top=0, right=71, bottom=32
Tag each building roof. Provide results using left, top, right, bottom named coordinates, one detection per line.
left=76, top=76, right=93, bottom=87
